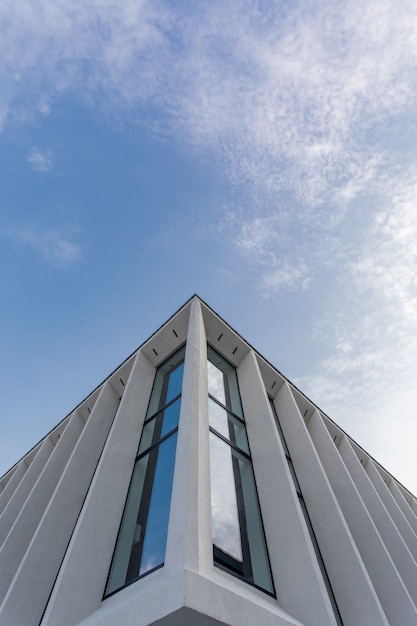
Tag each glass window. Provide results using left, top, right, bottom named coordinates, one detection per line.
left=208, top=398, right=249, bottom=453
left=105, top=347, right=185, bottom=597
left=208, top=347, right=274, bottom=595
left=207, top=346, right=243, bottom=418
left=210, top=432, right=243, bottom=563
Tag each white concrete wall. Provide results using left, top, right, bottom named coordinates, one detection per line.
left=0, top=437, right=55, bottom=546
left=0, top=382, right=120, bottom=626
left=0, top=410, right=85, bottom=604
left=1, top=296, right=417, bottom=626
left=41, top=351, right=154, bottom=626
left=307, top=410, right=417, bottom=625
left=238, top=350, right=337, bottom=626
left=365, top=459, right=417, bottom=561
left=0, top=459, right=28, bottom=512
left=274, top=383, right=389, bottom=626
left=165, top=298, right=212, bottom=576
left=338, top=435, right=417, bottom=604
left=388, top=477, right=417, bottom=535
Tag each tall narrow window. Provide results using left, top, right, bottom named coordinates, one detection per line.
left=105, top=347, right=185, bottom=596
left=207, top=346, right=274, bottom=595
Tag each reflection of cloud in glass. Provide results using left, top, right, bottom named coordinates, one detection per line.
left=141, top=437, right=176, bottom=569
left=208, top=399, right=249, bottom=453
left=208, top=398, right=229, bottom=438
left=207, top=361, right=226, bottom=404
left=209, top=432, right=242, bottom=561
left=139, top=554, right=159, bottom=576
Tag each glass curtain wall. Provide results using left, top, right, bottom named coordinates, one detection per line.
left=207, top=346, right=274, bottom=595
left=105, top=347, right=185, bottom=596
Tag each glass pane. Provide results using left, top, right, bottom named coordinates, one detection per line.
left=207, top=360, right=226, bottom=405
left=106, top=454, right=150, bottom=594
left=208, top=398, right=228, bottom=438
left=147, top=347, right=185, bottom=416
left=165, top=362, right=184, bottom=404
left=238, top=452, right=274, bottom=593
left=208, top=399, right=249, bottom=453
left=207, top=347, right=243, bottom=418
left=106, top=432, right=178, bottom=593
left=226, top=369, right=243, bottom=419
left=160, top=398, right=181, bottom=437
left=138, top=398, right=180, bottom=455
left=209, top=432, right=243, bottom=562
left=139, top=433, right=178, bottom=576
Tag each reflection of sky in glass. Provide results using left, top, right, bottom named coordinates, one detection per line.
left=207, top=360, right=226, bottom=404
left=139, top=399, right=181, bottom=455
left=166, top=362, right=184, bottom=403
left=208, top=398, right=229, bottom=438
left=160, top=399, right=180, bottom=437
left=139, top=433, right=177, bottom=576
left=209, top=432, right=243, bottom=561
left=208, top=398, right=249, bottom=453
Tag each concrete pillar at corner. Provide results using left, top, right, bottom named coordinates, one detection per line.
left=165, top=297, right=212, bottom=577
left=237, top=350, right=337, bottom=626
left=338, top=436, right=417, bottom=604
left=274, top=383, right=389, bottom=626
left=307, top=411, right=417, bottom=626
left=40, top=351, right=155, bottom=626
left=0, top=382, right=120, bottom=626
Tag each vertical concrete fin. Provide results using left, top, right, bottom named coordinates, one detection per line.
left=338, top=436, right=417, bottom=604
left=238, top=350, right=337, bottom=626
left=41, top=350, right=156, bottom=626
left=365, top=459, right=417, bottom=561
left=0, top=382, right=120, bottom=626
left=308, top=411, right=417, bottom=625
left=0, top=461, right=27, bottom=512
left=0, top=411, right=85, bottom=602
left=0, top=437, right=55, bottom=546
left=387, top=478, right=417, bottom=535
left=274, top=383, right=389, bottom=626
left=166, top=296, right=211, bottom=577
left=0, top=467, right=19, bottom=497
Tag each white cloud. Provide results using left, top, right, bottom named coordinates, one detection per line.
left=28, top=147, right=54, bottom=172
left=37, top=98, right=51, bottom=116
left=1, top=1, right=416, bottom=202
left=287, top=170, right=417, bottom=494
left=15, top=229, right=82, bottom=268
left=261, top=263, right=310, bottom=293
left=2, top=0, right=417, bottom=490
left=359, top=183, right=417, bottom=324
left=236, top=216, right=281, bottom=259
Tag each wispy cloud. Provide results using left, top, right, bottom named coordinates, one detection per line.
left=261, top=263, right=310, bottom=293
left=37, top=98, right=51, bottom=117
left=351, top=176, right=417, bottom=320
left=2, top=0, right=417, bottom=488
left=2, top=2, right=417, bottom=193
left=28, top=147, right=54, bottom=172
left=14, top=229, right=81, bottom=268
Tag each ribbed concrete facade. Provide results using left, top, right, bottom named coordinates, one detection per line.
left=0, top=296, right=416, bottom=626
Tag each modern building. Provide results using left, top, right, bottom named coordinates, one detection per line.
left=1, top=295, right=417, bottom=626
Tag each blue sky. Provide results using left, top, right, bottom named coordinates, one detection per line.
left=2, top=0, right=417, bottom=495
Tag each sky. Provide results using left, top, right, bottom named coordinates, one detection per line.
left=1, top=0, right=417, bottom=496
